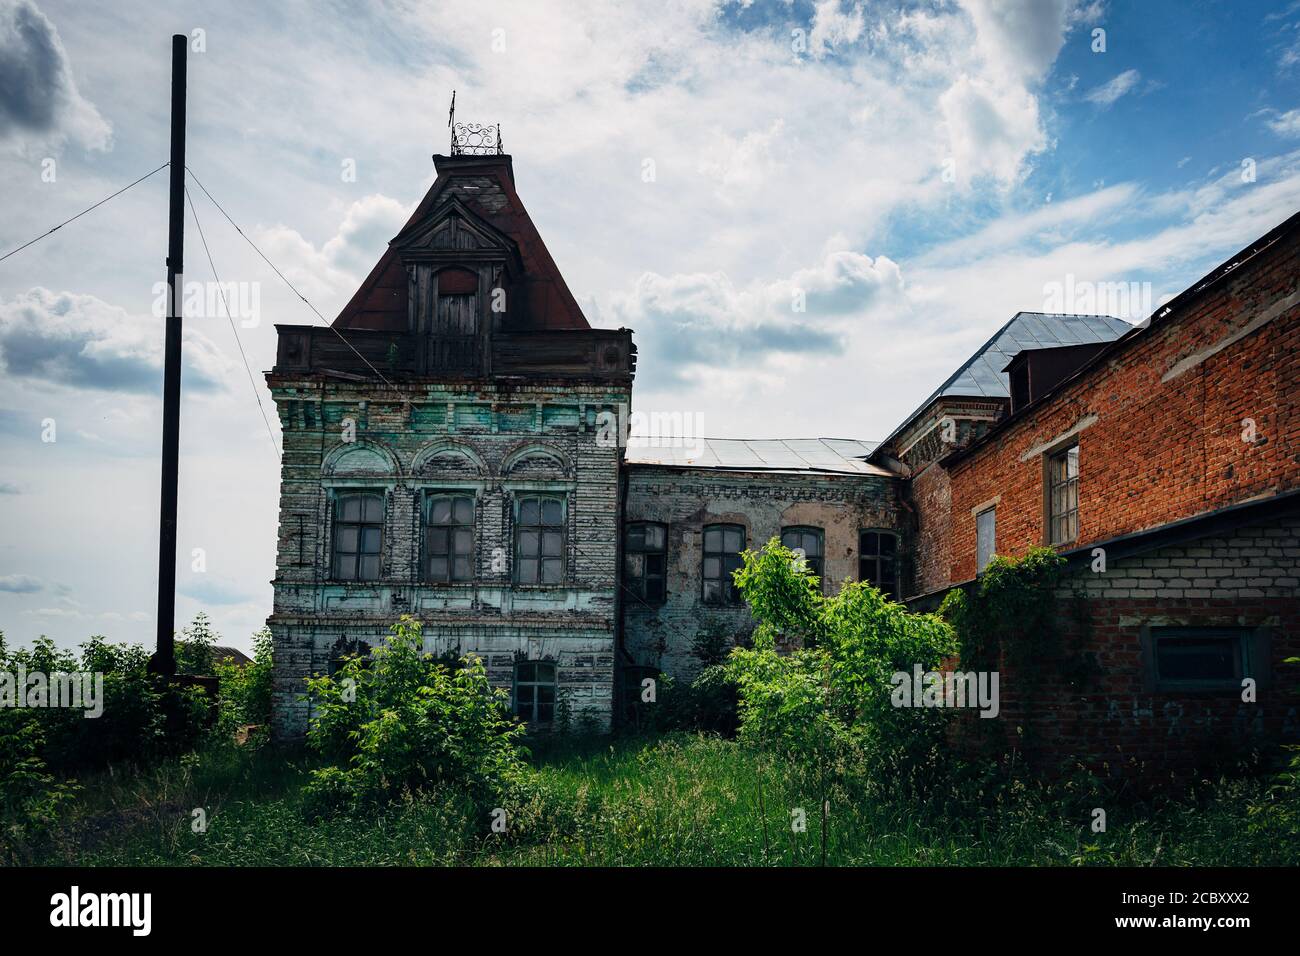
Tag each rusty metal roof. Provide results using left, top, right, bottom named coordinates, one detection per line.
left=624, top=437, right=888, bottom=475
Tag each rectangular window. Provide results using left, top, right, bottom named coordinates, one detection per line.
left=516, top=495, right=565, bottom=585
left=425, top=493, right=474, bottom=583
left=702, top=523, right=745, bottom=605
left=1046, top=444, right=1079, bottom=545
left=624, top=522, right=667, bottom=604
left=514, top=661, right=557, bottom=724
left=781, top=526, right=825, bottom=581
left=976, top=508, right=996, bottom=573
left=1149, top=627, right=1251, bottom=691
left=332, top=492, right=384, bottom=581
left=859, top=530, right=898, bottom=599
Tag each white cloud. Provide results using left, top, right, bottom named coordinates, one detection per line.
left=1266, top=108, right=1300, bottom=137
left=0, top=573, right=41, bottom=593
left=0, top=0, right=110, bottom=153
left=0, top=287, right=229, bottom=392
left=1085, top=68, right=1141, bottom=107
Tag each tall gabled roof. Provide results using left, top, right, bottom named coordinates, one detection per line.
left=333, top=154, right=591, bottom=332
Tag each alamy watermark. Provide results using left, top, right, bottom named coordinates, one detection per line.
left=595, top=403, right=706, bottom=456
left=0, top=666, right=104, bottom=718
left=890, top=664, right=999, bottom=718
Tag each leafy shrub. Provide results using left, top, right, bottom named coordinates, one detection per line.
left=302, top=615, right=528, bottom=816
left=214, top=627, right=273, bottom=737
left=727, top=538, right=957, bottom=784
left=0, top=628, right=210, bottom=860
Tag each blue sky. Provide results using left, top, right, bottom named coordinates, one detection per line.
left=0, top=0, right=1297, bottom=652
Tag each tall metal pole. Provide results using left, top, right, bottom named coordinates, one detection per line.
left=150, top=34, right=187, bottom=676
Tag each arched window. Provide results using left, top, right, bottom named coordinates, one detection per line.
left=781, top=526, right=825, bottom=580
left=515, top=495, right=565, bottom=584
left=624, top=521, right=667, bottom=604
left=702, top=523, right=745, bottom=605
left=858, top=530, right=898, bottom=599
left=424, top=493, right=474, bottom=583
left=332, top=492, right=384, bottom=581
left=514, top=661, right=557, bottom=724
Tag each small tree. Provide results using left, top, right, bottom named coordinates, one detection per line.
left=727, top=539, right=956, bottom=862
left=303, top=616, right=528, bottom=815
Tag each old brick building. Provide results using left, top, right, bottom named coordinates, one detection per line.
left=266, top=144, right=1299, bottom=773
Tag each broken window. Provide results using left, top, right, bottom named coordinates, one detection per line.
left=781, top=526, right=824, bottom=581
left=1046, top=444, right=1080, bottom=545
left=425, top=493, right=474, bottom=583
left=976, top=508, right=996, bottom=573
left=702, top=523, right=745, bottom=605
left=1149, top=627, right=1251, bottom=691
left=514, top=660, right=557, bottom=724
left=624, top=521, right=667, bottom=604
left=858, top=530, right=898, bottom=599
left=516, top=495, right=565, bottom=584
left=332, top=492, right=384, bottom=581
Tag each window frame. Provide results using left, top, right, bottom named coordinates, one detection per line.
left=422, top=491, right=476, bottom=584
left=781, top=525, right=825, bottom=583
left=1044, top=442, right=1080, bottom=547
left=858, top=529, right=899, bottom=600
left=514, top=493, right=566, bottom=586
left=330, top=490, right=385, bottom=582
left=513, top=660, right=558, bottom=724
left=976, top=507, right=997, bottom=574
left=1138, top=625, right=1270, bottom=693
left=624, top=521, right=668, bottom=605
left=701, top=523, right=746, bottom=606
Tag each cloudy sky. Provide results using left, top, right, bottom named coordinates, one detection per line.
left=1, top=0, right=1298, bottom=653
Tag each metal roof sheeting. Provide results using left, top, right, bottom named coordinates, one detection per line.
left=937, top=312, right=1132, bottom=400
left=625, top=437, right=887, bottom=475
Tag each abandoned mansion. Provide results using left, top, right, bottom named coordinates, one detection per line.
left=266, top=146, right=1300, bottom=774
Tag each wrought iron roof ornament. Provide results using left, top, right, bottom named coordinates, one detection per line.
left=447, top=90, right=504, bottom=156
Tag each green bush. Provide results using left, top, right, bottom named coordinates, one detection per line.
left=302, top=615, right=529, bottom=816
left=727, top=538, right=957, bottom=789
left=214, top=627, right=273, bottom=736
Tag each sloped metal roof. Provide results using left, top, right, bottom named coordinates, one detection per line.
left=625, top=437, right=887, bottom=475
left=877, top=312, right=1133, bottom=453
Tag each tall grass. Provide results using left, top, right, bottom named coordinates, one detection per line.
left=20, top=733, right=1298, bottom=867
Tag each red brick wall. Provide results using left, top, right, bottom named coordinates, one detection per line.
left=909, top=462, right=951, bottom=597
left=945, top=224, right=1300, bottom=583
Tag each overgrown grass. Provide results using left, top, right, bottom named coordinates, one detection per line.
left=18, top=733, right=1297, bottom=867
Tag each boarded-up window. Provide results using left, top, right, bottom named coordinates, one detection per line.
left=702, top=523, right=745, bottom=605
left=976, top=508, right=996, bottom=573
left=333, top=492, right=384, bottom=581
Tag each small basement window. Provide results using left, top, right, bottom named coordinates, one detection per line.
left=514, top=661, right=557, bottom=724
left=1147, top=627, right=1253, bottom=692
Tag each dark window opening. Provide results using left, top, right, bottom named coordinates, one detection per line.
left=1046, top=444, right=1079, bottom=546
left=425, top=493, right=474, bottom=583
left=781, top=526, right=825, bottom=582
left=333, top=492, right=384, bottom=581
left=514, top=661, right=557, bottom=724
left=516, top=495, right=565, bottom=584
left=859, top=530, right=898, bottom=599
left=1151, top=627, right=1251, bottom=691
left=625, top=522, right=667, bottom=604
left=702, top=523, right=746, bottom=605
